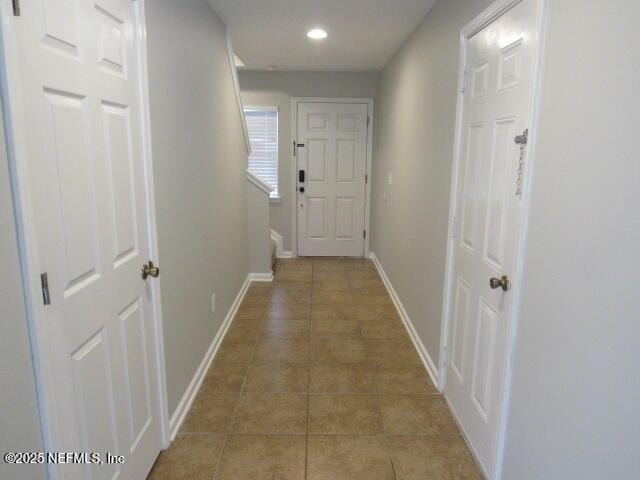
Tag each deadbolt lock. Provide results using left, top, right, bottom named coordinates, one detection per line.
left=142, top=261, right=160, bottom=280
left=489, top=275, right=510, bottom=292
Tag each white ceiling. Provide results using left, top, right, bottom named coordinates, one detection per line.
left=207, top=0, right=439, bottom=71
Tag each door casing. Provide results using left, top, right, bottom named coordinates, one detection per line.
left=290, top=97, right=374, bottom=258
left=0, top=1, right=171, bottom=477
left=439, top=0, right=548, bottom=479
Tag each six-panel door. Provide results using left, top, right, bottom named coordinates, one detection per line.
left=14, top=0, right=162, bottom=478
left=444, top=0, right=538, bottom=476
left=297, top=102, right=368, bottom=257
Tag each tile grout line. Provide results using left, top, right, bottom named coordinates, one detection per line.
left=305, top=258, right=314, bottom=480
left=163, top=259, right=477, bottom=479
left=212, top=266, right=275, bottom=479
left=349, top=262, right=399, bottom=480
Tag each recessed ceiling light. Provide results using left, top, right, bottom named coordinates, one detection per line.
left=307, top=28, right=327, bottom=40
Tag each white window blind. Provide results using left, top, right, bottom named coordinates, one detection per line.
left=245, top=107, right=279, bottom=198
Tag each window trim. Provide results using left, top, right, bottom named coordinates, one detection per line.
left=244, top=105, right=280, bottom=200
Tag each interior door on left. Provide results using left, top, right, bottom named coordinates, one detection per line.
left=11, top=0, right=162, bottom=478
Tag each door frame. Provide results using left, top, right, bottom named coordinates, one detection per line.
left=0, top=2, right=171, bottom=476
left=290, top=97, right=374, bottom=257
left=438, top=0, right=548, bottom=478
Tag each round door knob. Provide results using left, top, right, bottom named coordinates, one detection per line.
left=489, top=275, right=510, bottom=291
left=299, top=187, right=305, bottom=193
left=142, top=261, right=160, bottom=280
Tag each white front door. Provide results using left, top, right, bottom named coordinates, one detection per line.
left=445, top=0, right=538, bottom=476
left=297, top=102, right=368, bottom=257
left=12, top=1, right=162, bottom=478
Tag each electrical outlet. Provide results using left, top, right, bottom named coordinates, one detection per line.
left=211, top=294, right=216, bottom=313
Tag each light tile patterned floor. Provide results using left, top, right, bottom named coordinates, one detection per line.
left=148, top=257, right=482, bottom=480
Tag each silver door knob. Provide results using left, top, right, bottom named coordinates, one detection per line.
left=142, top=261, right=160, bottom=280
left=489, top=275, right=510, bottom=291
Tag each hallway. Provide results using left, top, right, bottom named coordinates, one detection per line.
left=148, top=258, right=481, bottom=479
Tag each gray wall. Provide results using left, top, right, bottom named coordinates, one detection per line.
left=0, top=106, right=46, bottom=479
left=370, top=0, right=493, bottom=365
left=239, top=71, right=380, bottom=252
left=372, top=0, right=640, bottom=477
left=146, top=0, right=250, bottom=416
left=501, top=0, right=640, bottom=477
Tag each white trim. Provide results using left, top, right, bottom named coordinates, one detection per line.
left=249, top=272, right=274, bottom=282
left=438, top=1, right=548, bottom=479
left=244, top=105, right=280, bottom=199
left=363, top=102, right=374, bottom=257
left=134, top=0, right=170, bottom=448
left=495, top=1, right=548, bottom=478
left=246, top=169, right=275, bottom=195
left=289, top=98, right=297, bottom=257
left=225, top=30, right=251, bottom=156
left=291, top=97, right=374, bottom=257
left=270, top=229, right=293, bottom=258
left=245, top=105, right=278, bottom=113
left=169, top=274, right=253, bottom=439
left=270, top=229, right=284, bottom=257
left=0, top=4, right=54, bottom=475
left=233, top=53, right=245, bottom=67
left=369, top=253, right=440, bottom=389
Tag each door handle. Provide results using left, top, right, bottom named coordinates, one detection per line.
left=142, top=261, right=160, bottom=280
left=489, top=275, right=510, bottom=292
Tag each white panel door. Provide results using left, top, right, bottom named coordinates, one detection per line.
left=297, top=102, right=368, bottom=256
left=13, top=1, right=161, bottom=479
left=445, top=1, right=538, bottom=476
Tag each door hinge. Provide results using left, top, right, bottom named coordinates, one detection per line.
left=12, top=0, right=20, bottom=16
left=40, top=272, right=51, bottom=305
left=460, top=69, right=468, bottom=94
left=367, top=116, right=370, bottom=127
left=515, top=129, right=529, bottom=145
left=365, top=174, right=368, bottom=184
left=451, top=216, right=457, bottom=239
left=363, top=229, right=366, bottom=239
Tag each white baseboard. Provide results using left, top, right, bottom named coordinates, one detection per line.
left=168, top=274, right=252, bottom=440
left=249, top=272, right=274, bottom=282
left=270, top=229, right=293, bottom=258
left=369, top=252, right=441, bottom=389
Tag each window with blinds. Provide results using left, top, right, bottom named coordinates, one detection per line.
left=244, top=107, right=279, bottom=198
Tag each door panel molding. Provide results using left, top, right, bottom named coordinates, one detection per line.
left=439, top=0, right=548, bottom=479
left=0, top=2, right=170, bottom=479
left=290, top=97, right=374, bottom=257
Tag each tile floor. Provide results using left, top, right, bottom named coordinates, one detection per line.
left=147, top=257, right=482, bottom=480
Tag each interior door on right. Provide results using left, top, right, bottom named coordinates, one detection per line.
left=444, top=0, right=538, bottom=477
left=297, top=102, right=368, bottom=257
